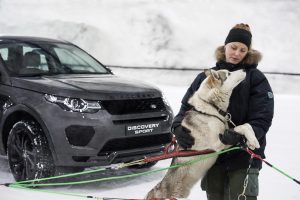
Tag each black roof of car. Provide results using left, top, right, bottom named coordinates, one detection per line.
left=0, top=36, right=69, bottom=44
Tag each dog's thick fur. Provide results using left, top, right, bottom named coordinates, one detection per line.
left=146, top=69, right=260, bottom=199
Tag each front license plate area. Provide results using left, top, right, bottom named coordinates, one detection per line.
left=126, top=122, right=161, bottom=136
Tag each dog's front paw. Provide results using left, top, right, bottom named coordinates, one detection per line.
left=245, top=134, right=260, bottom=150
left=234, top=123, right=260, bottom=150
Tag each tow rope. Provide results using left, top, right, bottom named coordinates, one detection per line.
left=0, top=145, right=241, bottom=199
left=238, top=147, right=300, bottom=200
left=4, top=146, right=233, bottom=187
left=1, top=142, right=299, bottom=199
left=244, top=147, right=300, bottom=185
left=1, top=138, right=218, bottom=188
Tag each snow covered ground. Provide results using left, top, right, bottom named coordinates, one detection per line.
left=0, top=82, right=300, bottom=200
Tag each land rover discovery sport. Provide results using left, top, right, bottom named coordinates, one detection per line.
left=0, top=36, right=173, bottom=181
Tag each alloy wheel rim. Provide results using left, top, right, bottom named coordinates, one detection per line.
left=9, top=128, right=37, bottom=180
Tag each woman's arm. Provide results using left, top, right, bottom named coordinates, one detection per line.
left=247, top=69, right=274, bottom=140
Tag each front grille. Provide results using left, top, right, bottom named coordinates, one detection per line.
left=101, top=97, right=166, bottom=115
left=98, top=133, right=172, bottom=155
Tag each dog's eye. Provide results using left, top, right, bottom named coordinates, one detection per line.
left=228, top=72, right=231, bottom=76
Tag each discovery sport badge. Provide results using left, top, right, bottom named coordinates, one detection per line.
left=126, top=122, right=161, bottom=135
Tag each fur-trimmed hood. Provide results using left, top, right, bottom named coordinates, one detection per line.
left=215, top=46, right=262, bottom=66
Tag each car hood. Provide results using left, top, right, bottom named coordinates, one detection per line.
left=11, top=74, right=161, bottom=100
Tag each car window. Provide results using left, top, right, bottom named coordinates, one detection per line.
left=53, top=44, right=108, bottom=74
left=0, top=48, right=8, bottom=60
left=0, top=43, right=47, bottom=75
left=21, top=46, right=49, bottom=74
left=0, top=42, right=109, bottom=76
left=0, top=44, right=23, bottom=73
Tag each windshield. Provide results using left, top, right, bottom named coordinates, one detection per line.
left=0, top=41, right=110, bottom=76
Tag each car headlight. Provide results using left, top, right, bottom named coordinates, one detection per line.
left=44, top=94, right=101, bottom=113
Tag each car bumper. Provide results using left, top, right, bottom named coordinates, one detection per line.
left=38, top=102, right=173, bottom=167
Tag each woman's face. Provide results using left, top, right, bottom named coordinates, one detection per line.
left=225, top=42, right=248, bottom=64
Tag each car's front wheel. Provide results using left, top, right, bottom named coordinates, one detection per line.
left=7, top=120, right=55, bottom=182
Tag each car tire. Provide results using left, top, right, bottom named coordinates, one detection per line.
left=7, top=120, right=55, bottom=182
left=128, top=161, right=158, bottom=169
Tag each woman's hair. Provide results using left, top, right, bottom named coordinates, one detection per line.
left=233, top=23, right=251, bottom=32
left=215, top=23, right=262, bottom=65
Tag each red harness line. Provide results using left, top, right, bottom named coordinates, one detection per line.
left=244, top=147, right=274, bottom=168
left=143, top=138, right=263, bottom=164
left=245, top=148, right=263, bottom=160
left=144, top=138, right=215, bottom=163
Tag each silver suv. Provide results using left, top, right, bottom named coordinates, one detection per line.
left=0, top=36, right=173, bottom=181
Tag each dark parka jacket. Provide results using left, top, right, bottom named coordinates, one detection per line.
left=172, top=48, right=274, bottom=170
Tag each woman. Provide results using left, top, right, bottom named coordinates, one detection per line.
left=172, top=23, right=274, bottom=200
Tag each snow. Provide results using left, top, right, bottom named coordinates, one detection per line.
left=0, top=0, right=300, bottom=199
left=1, top=0, right=300, bottom=72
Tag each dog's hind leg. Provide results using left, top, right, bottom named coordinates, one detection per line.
left=146, top=157, right=217, bottom=199
left=145, top=168, right=182, bottom=199
left=146, top=158, right=190, bottom=199
left=171, top=159, right=216, bottom=197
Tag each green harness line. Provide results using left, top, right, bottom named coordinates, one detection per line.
left=2, top=145, right=300, bottom=199
left=9, top=147, right=241, bottom=187
left=0, top=147, right=241, bottom=200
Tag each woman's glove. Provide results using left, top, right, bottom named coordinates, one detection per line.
left=219, top=129, right=244, bottom=145
left=173, top=126, right=195, bottom=149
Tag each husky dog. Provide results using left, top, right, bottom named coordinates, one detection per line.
left=146, top=69, right=260, bottom=199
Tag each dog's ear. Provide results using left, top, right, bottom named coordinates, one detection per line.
left=218, top=70, right=228, bottom=83
left=211, top=70, right=220, bottom=80
left=204, top=69, right=210, bottom=77
left=204, top=69, right=220, bottom=80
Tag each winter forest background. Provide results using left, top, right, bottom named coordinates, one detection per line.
left=0, top=0, right=300, bottom=199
